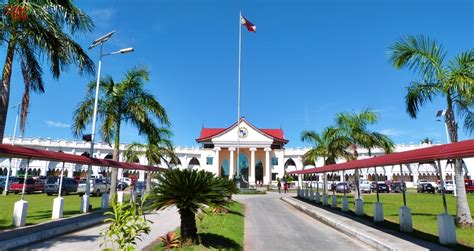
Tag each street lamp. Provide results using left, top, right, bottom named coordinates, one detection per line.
left=436, top=109, right=457, bottom=197
left=81, top=31, right=134, bottom=213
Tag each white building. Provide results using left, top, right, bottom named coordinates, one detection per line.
left=1, top=118, right=472, bottom=187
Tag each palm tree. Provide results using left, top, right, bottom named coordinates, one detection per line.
left=301, top=126, right=351, bottom=194
left=388, top=35, right=474, bottom=226
left=0, top=0, right=95, bottom=140
left=72, top=67, right=169, bottom=202
left=147, top=169, right=238, bottom=243
left=124, top=127, right=178, bottom=193
left=335, top=109, right=394, bottom=199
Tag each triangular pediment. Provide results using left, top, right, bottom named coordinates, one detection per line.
left=211, top=119, right=273, bottom=147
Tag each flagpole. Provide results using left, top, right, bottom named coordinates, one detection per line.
left=236, top=11, right=242, bottom=181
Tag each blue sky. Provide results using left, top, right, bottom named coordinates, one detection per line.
left=2, top=0, right=473, bottom=147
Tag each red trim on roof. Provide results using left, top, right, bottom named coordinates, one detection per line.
left=196, top=118, right=288, bottom=144
left=0, top=144, right=164, bottom=172
left=289, top=139, right=474, bottom=175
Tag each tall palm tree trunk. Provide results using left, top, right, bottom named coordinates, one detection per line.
left=110, top=125, right=121, bottom=203
left=446, top=107, right=472, bottom=226
left=180, top=208, right=197, bottom=243
left=145, top=171, right=152, bottom=193
left=352, top=145, right=362, bottom=200
left=454, top=159, right=472, bottom=226
left=0, top=37, right=17, bottom=143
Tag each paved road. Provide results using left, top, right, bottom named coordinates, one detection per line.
left=21, top=207, right=180, bottom=251
left=234, top=192, right=374, bottom=251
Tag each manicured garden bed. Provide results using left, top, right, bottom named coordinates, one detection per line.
left=150, top=201, right=244, bottom=251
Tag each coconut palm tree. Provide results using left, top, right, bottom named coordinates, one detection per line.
left=124, top=127, right=178, bottom=192
left=388, top=35, right=474, bottom=226
left=301, top=127, right=351, bottom=194
left=147, top=169, right=238, bottom=243
left=72, top=67, right=169, bottom=202
left=335, top=109, right=394, bottom=199
left=0, top=0, right=95, bottom=140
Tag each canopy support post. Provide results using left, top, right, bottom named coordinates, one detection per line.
left=436, top=159, right=457, bottom=245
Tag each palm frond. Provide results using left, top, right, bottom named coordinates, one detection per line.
left=388, top=35, right=446, bottom=80
left=405, top=82, right=439, bottom=118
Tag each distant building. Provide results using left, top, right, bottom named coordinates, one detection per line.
left=1, top=118, right=472, bottom=187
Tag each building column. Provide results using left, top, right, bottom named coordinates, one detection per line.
left=249, top=148, right=256, bottom=186
left=183, top=155, right=188, bottom=170
left=214, top=147, right=221, bottom=176
left=264, top=148, right=272, bottom=185
left=229, top=147, right=236, bottom=179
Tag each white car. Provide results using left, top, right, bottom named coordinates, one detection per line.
left=359, top=179, right=371, bottom=193
left=121, top=177, right=132, bottom=186
left=436, top=180, right=455, bottom=193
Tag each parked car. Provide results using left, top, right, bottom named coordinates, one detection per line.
left=2, top=176, right=19, bottom=193
left=373, top=182, right=390, bottom=193
left=370, top=181, right=389, bottom=192
left=121, top=177, right=132, bottom=186
left=45, top=177, right=78, bottom=196
left=77, top=179, right=108, bottom=197
left=465, top=179, right=474, bottom=193
left=335, top=182, right=351, bottom=193
left=436, top=180, right=455, bottom=194
left=417, top=183, right=435, bottom=193
left=117, top=181, right=128, bottom=191
left=391, top=182, right=407, bottom=193
left=10, top=178, right=45, bottom=194
left=359, top=179, right=371, bottom=193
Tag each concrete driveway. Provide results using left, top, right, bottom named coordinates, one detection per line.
left=234, top=192, right=374, bottom=251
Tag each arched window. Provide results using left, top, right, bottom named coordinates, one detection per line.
left=188, top=157, right=200, bottom=169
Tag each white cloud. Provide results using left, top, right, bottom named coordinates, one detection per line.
left=45, top=120, right=70, bottom=128
left=90, top=8, right=115, bottom=22
left=380, top=128, right=406, bottom=136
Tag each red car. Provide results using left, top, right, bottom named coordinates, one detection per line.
left=465, top=180, right=474, bottom=193
left=10, top=178, right=45, bottom=194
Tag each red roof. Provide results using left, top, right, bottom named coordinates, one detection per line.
left=289, top=139, right=474, bottom=175
left=0, top=144, right=163, bottom=172
left=196, top=118, right=288, bottom=143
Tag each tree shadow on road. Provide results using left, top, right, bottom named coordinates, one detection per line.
left=199, top=233, right=242, bottom=250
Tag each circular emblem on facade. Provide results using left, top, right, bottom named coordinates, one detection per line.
left=238, top=127, right=248, bottom=138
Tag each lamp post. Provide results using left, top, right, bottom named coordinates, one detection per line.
left=82, top=31, right=134, bottom=213
left=436, top=109, right=456, bottom=197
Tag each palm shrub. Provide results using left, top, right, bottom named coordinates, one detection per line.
left=147, top=169, right=238, bottom=244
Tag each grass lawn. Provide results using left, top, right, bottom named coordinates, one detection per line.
left=151, top=201, right=244, bottom=251
left=0, top=193, right=104, bottom=230
left=312, top=190, right=474, bottom=248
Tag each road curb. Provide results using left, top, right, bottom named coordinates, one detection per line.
left=0, top=209, right=110, bottom=250
left=281, top=196, right=395, bottom=251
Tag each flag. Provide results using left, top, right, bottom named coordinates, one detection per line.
left=240, top=15, right=256, bottom=32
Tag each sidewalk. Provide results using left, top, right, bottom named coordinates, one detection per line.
left=15, top=207, right=180, bottom=250
left=282, top=196, right=451, bottom=251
